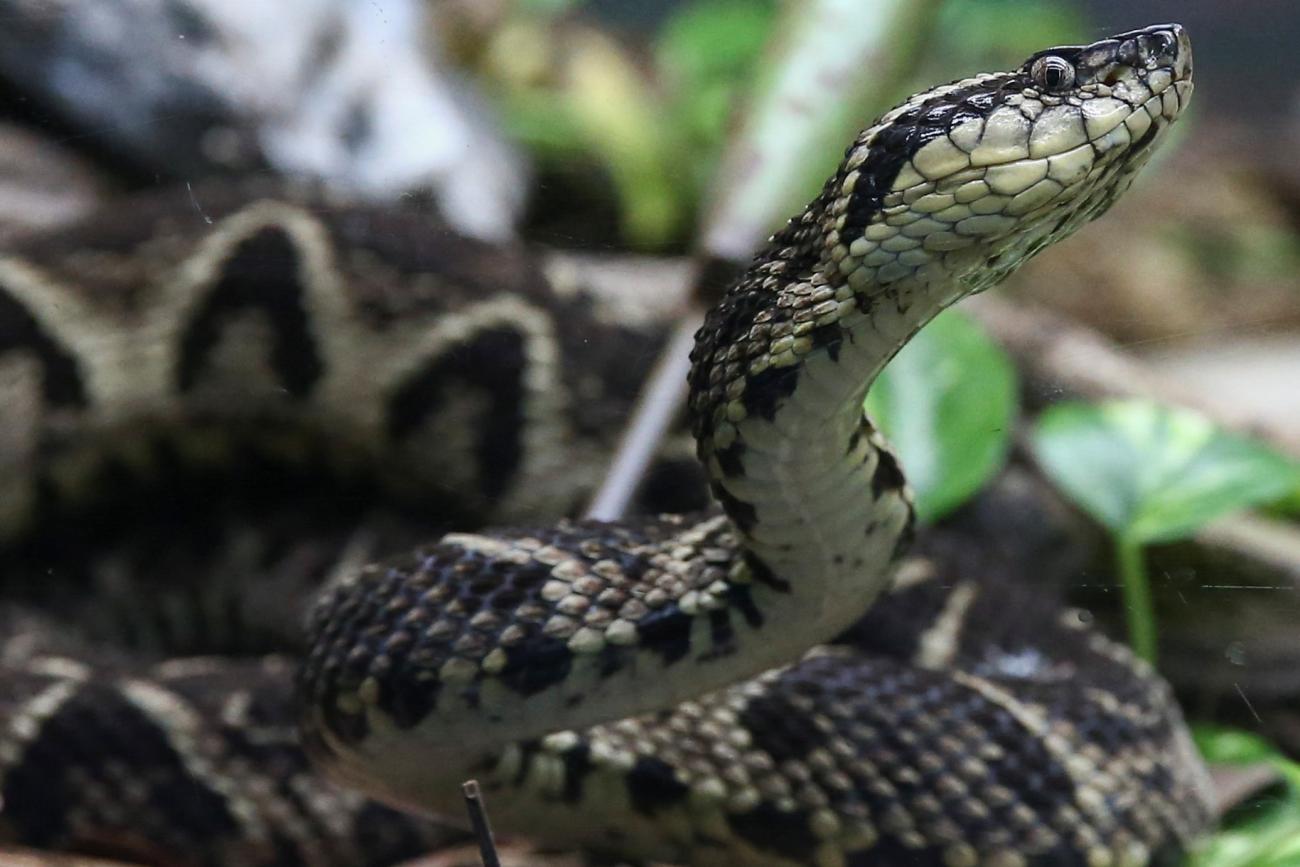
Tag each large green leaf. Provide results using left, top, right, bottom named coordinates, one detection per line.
left=1193, top=727, right=1300, bottom=867
left=865, top=309, right=1016, bottom=522
left=1031, top=400, right=1300, bottom=544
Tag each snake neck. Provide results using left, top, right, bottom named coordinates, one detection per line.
left=689, top=207, right=972, bottom=638
left=300, top=220, right=969, bottom=810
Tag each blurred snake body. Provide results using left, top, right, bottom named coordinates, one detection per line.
left=1, top=24, right=1211, bottom=867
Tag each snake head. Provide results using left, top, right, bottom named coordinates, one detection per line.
left=821, top=23, right=1194, bottom=296
left=690, top=24, right=1193, bottom=466
left=1031, top=24, right=1193, bottom=106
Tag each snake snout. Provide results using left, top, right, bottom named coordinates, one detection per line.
left=1075, top=23, right=1193, bottom=96
left=1130, top=23, right=1193, bottom=80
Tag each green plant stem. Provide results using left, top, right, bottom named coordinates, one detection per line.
left=1116, top=535, right=1157, bottom=664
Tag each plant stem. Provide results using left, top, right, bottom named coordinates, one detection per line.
left=462, top=779, right=501, bottom=867
left=1116, top=535, right=1157, bottom=664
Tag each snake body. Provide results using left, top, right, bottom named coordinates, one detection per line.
left=1, top=24, right=1212, bottom=867
left=300, top=24, right=1211, bottom=867
left=0, top=186, right=699, bottom=863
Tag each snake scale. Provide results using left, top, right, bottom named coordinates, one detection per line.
left=0, top=23, right=1211, bottom=867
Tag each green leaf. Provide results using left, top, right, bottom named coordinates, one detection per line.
left=1196, top=727, right=1288, bottom=766
left=654, top=0, right=778, bottom=199
left=656, top=0, right=776, bottom=89
left=1194, top=797, right=1300, bottom=867
left=1192, top=726, right=1300, bottom=867
left=1032, top=400, right=1300, bottom=544
left=865, top=309, right=1016, bottom=522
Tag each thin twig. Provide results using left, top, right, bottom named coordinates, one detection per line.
left=584, top=310, right=702, bottom=521
left=583, top=1, right=941, bottom=522
left=1209, top=762, right=1284, bottom=818
left=462, top=779, right=502, bottom=867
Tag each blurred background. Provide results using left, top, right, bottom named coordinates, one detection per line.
left=6, top=0, right=1296, bottom=352
left=1, top=1, right=1299, bottom=863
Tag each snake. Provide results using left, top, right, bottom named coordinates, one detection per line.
left=0, top=22, right=1211, bottom=867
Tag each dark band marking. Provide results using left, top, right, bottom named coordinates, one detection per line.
left=726, top=805, right=818, bottom=862
left=386, top=326, right=527, bottom=502
left=383, top=676, right=441, bottom=729
left=713, top=485, right=758, bottom=534
left=892, top=514, right=917, bottom=561
left=869, top=448, right=906, bottom=499
left=738, top=679, right=829, bottom=765
left=177, top=227, right=324, bottom=396
left=497, top=635, right=573, bottom=696
left=597, top=644, right=625, bottom=679
left=560, top=743, right=595, bottom=804
left=841, top=81, right=1014, bottom=243
left=636, top=606, right=693, bottom=666
left=845, top=838, right=949, bottom=867
left=1131, top=120, right=1161, bottom=153
left=809, top=321, right=845, bottom=361
left=714, top=441, right=747, bottom=478
left=742, top=551, right=791, bottom=594
left=739, top=364, right=800, bottom=423
left=847, top=427, right=863, bottom=455
left=2, top=683, right=239, bottom=847
left=726, top=583, right=764, bottom=629
left=0, top=287, right=86, bottom=407
left=703, top=609, right=736, bottom=660
left=839, top=131, right=933, bottom=243
left=511, top=742, right=541, bottom=787
left=626, top=756, right=690, bottom=814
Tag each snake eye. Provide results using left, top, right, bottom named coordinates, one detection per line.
left=1031, top=56, right=1076, bottom=93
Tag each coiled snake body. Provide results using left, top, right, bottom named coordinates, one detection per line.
left=2, top=24, right=1210, bottom=867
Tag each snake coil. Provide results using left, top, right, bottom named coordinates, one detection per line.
left=298, top=23, right=1209, bottom=867
left=0, top=20, right=1212, bottom=867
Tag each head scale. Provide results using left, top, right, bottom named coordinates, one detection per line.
left=689, top=25, right=1191, bottom=475
left=822, top=23, right=1193, bottom=294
